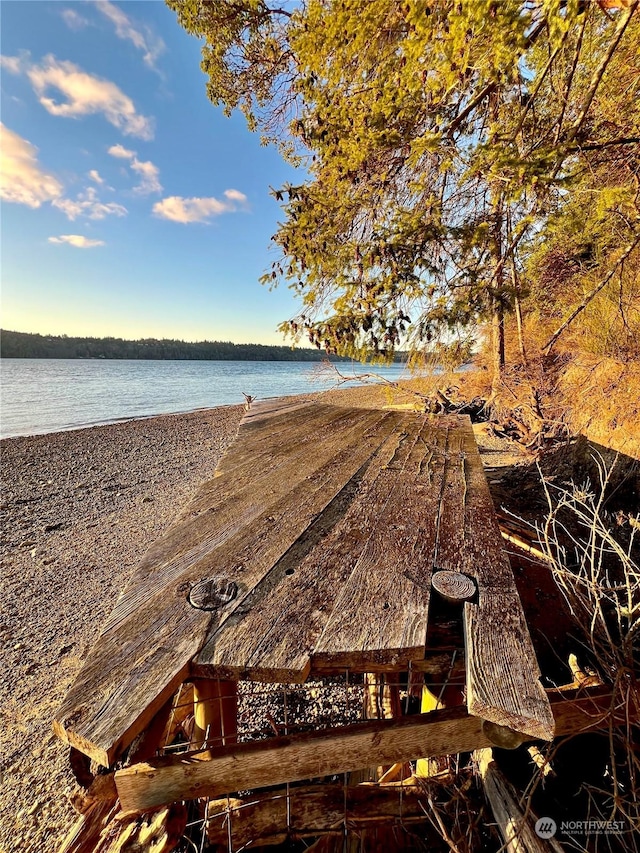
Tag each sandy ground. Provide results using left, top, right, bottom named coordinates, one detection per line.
left=1, top=405, right=245, bottom=852
left=0, top=388, right=525, bottom=853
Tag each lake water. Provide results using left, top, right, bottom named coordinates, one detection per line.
left=0, top=359, right=421, bottom=439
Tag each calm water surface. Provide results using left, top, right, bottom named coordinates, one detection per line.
left=0, top=359, right=418, bottom=439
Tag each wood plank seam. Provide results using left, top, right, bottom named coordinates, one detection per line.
left=197, top=417, right=427, bottom=679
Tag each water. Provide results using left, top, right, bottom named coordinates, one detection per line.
left=0, top=359, right=419, bottom=439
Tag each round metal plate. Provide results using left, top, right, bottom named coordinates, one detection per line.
left=188, top=577, right=238, bottom=610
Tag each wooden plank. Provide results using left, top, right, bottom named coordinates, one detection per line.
left=139, top=402, right=375, bottom=553
left=434, top=417, right=555, bottom=741
left=99, top=404, right=367, bottom=638
left=205, top=782, right=427, bottom=848
left=195, top=415, right=427, bottom=679
left=312, top=418, right=449, bottom=670
left=432, top=423, right=467, bottom=576
left=54, top=403, right=399, bottom=766
left=115, top=690, right=620, bottom=812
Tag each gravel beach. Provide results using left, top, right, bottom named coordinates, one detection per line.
left=1, top=405, right=245, bottom=852
left=0, top=386, right=524, bottom=852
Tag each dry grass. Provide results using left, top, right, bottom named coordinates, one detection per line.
left=556, top=356, right=640, bottom=459
left=522, top=457, right=640, bottom=850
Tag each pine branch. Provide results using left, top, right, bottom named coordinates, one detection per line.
left=553, top=11, right=588, bottom=145
left=565, top=136, right=640, bottom=152
left=444, top=17, right=548, bottom=138
left=564, top=2, right=638, bottom=147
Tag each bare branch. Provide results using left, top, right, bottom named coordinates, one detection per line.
left=543, top=233, right=640, bottom=354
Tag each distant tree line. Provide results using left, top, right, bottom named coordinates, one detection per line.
left=0, top=329, right=410, bottom=362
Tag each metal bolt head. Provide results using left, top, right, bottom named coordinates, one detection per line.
left=188, top=577, right=238, bottom=610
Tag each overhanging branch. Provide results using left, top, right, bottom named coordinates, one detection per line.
left=542, top=233, right=640, bottom=354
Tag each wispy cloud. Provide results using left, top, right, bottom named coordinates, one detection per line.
left=0, top=55, right=24, bottom=74
left=48, top=234, right=105, bottom=248
left=53, top=186, right=127, bottom=220
left=61, top=8, right=89, bottom=31
left=94, top=1, right=165, bottom=72
left=0, top=123, right=63, bottom=208
left=153, top=192, right=248, bottom=223
left=88, top=169, right=105, bottom=185
left=107, top=143, right=161, bottom=194
left=130, top=158, right=161, bottom=194
left=27, top=55, right=154, bottom=140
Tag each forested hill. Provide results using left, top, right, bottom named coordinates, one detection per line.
left=0, top=330, right=368, bottom=362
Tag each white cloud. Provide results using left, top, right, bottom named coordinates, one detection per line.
left=107, top=143, right=135, bottom=159
left=224, top=189, right=248, bottom=204
left=0, top=55, right=23, bottom=74
left=48, top=234, right=105, bottom=248
left=61, top=8, right=89, bottom=30
left=107, top=143, right=161, bottom=194
left=88, top=169, right=104, bottom=184
left=52, top=186, right=127, bottom=220
left=27, top=55, right=154, bottom=140
left=130, top=158, right=161, bottom=194
left=94, top=1, right=165, bottom=71
left=153, top=192, right=247, bottom=224
left=0, top=123, right=63, bottom=208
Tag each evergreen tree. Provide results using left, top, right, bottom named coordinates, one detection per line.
left=168, top=0, right=639, bottom=385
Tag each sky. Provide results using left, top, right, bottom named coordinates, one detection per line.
left=0, top=0, right=303, bottom=345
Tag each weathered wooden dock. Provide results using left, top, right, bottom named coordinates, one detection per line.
left=54, top=399, right=612, bottom=850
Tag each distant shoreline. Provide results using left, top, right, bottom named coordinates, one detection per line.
left=0, top=329, right=409, bottom=363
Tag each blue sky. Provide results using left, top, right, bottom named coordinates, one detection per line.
left=0, top=0, right=303, bottom=344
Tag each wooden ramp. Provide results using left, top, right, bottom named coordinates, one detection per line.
left=54, top=399, right=554, bottom=771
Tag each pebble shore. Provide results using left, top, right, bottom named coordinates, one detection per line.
left=0, top=405, right=244, bottom=852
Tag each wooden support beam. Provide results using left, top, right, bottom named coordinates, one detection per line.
left=362, top=672, right=404, bottom=781
left=476, top=749, right=563, bottom=853
left=115, top=689, right=620, bottom=813
left=205, top=782, right=427, bottom=848
left=191, top=679, right=237, bottom=754
left=310, top=651, right=465, bottom=678
left=363, top=673, right=402, bottom=721
left=415, top=674, right=465, bottom=779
